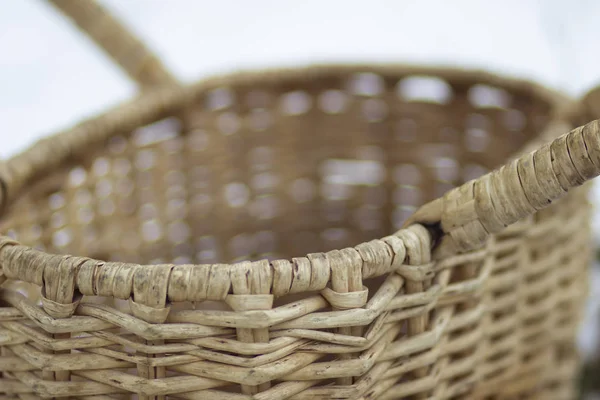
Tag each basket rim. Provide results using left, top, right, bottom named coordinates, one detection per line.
left=0, top=63, right=573, bottom=306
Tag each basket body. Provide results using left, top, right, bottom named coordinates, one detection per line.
left=0, top=66, right=591, bottom=399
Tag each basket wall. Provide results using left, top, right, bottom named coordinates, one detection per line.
left=0, top=67, right=591, bottom=399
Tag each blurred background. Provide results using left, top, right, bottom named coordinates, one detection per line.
left=1, top=0, right=600, bottom=397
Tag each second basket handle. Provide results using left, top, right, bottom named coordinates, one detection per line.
left=45, top=0, right=178, bottom=88
left=406, top=119, right=600, bottom=259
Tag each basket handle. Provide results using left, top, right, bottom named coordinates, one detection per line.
left=405, top=119, right=600, bottom=259
left=45, top=0, right=178, bottom=88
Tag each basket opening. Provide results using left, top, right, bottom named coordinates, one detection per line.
left=1, top=67, right=584, bottom=399
left=1, top=68, right=555, bottom=267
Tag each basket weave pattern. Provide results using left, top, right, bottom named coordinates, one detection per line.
left=0, top=66, right=594, bottom=399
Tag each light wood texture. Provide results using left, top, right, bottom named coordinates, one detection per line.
left=0, top=33, right=594, bottom=398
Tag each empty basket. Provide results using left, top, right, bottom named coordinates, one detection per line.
left=2, top=1, right=600, bottom=399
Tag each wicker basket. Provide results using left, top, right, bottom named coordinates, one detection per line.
left=2, top=2, right=600, bottom=399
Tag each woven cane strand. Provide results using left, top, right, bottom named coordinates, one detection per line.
left=0, top=64, right=593, bottom=399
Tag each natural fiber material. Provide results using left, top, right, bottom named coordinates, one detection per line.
left=0, top=61, right=596, bottom=399
left=0, top=1, right=597, bottom=398
left=408, top=119, right=600, bottom=258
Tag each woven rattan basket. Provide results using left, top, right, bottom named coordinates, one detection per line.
left=3, top=2, right=600, bottom=399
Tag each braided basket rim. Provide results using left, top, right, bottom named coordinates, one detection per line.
left=0, top=63, right=573, bottom=293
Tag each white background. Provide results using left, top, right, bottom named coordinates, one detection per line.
left=1, top=0, right=600, bottom=355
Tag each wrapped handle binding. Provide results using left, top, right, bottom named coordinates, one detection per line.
left=45, top=0, right=177, bottom=88
left=406, top=119, right=600, bottom=259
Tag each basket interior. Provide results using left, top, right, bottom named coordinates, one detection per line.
left=1, top=67, right=588, bottom=400
left=1, top=68, right=554, bottom=266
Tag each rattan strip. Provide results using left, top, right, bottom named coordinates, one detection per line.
left=0, top=226, right=430, bottom=320
left=407, top=119, right=600, bottom=258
